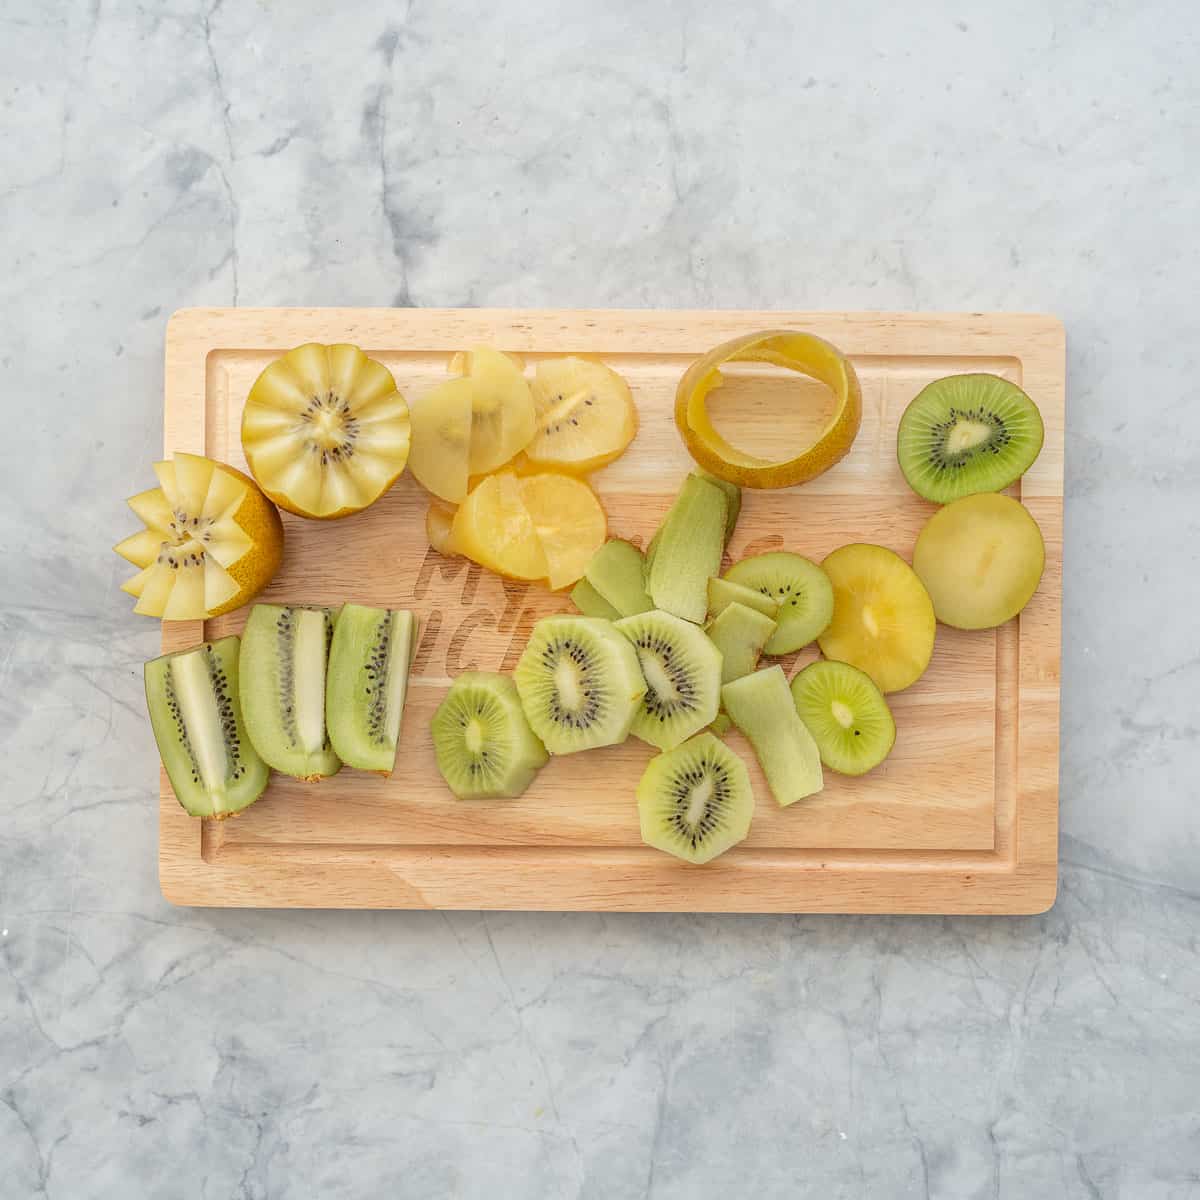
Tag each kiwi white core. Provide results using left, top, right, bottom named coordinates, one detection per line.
left=947, top=419, right=992, bottom=455
left=685, top=777, right=715, bottom=828
left=832, top=700, right=854, bottom=729
left=170, top=651, right=226, bottom=801
left=640, top=656, right=680, bottom=706
left=381, top=613, right=412, bottom=747
left=293, top=608, right=328, bottom=753
left=553, top=658, right=585, bottom=712
left=861, top=606, right=881, bottom=638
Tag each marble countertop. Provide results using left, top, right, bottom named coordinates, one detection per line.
left=4, top=2, right=1198, bottom=1196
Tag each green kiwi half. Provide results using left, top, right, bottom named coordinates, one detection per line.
left=897, top=373, right=1044, bottom=503
left=144, top=636, right=268, bottom=818
left=790, top=659, right=896, bottom=775
left=239, top=603, right=342, bottom=780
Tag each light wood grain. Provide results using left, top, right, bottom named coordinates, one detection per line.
left=158, top=309, right=1063, bottom=913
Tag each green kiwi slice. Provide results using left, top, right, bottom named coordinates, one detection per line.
left=707, top=577, right=780, bottom=622
left=513, top=616, right=647, bottom=754
left=722, top=665, right=823, bottom=807
left=431, top=671, right=548, bottom=799
left=570, top=577, right=621, bottom=620
left=790, top=659, right=896, bottom=775
left=325, top=604, right=418, bottom=774
left=897, top=373, right=1044, bottom=503
left=615, top=609, right=723, bottom=750
left=705, top=601, right=777, bottom=684
left=584, top=539, right=652, bottom=616
left=239, top=603, right=342, bottom=780
left=723, top=552, right=833, bottom=654
left=145, top=636, right=268, bottom=818
left=636, top=732, right=754, bottom=864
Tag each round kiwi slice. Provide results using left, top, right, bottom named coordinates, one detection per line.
left=897, top=373, right=1044, bottom=503
left=614, top=610, right=722, bottom=751
left=790, top=659, right=896, bottom=775
left=723, top=551, right=834, bottom=654
left=513, top=616, right=647, bottom=754
left=431, top=672, right=548, bottom=799
left=913, top=493, right=1045, bottom=629
left=636, top=732, right=754, bottom=865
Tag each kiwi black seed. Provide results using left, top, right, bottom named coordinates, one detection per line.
left=896, top=373, right=1044, bottom=504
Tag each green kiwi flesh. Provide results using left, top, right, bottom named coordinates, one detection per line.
left=636, top=732, right=754, bottom=864
left=584, top=539, right=652, bottom=616
left=722, top=665, right=823, bottom=807
left=431, top=671, right=548, bottom=799
left=692, top=469, right=741, bottom=544
left=647, top=475, right=728, bottom=623
left=615, top=609, right=723, bottom=751
left=144, top=636, right=268, bottom=818
left=514, top=616, right=647, bottom=754
left=897, top=373, right=1044, bottom=503
left=325, top=604, right=418, bottom=773
left=790, top=659, right=896, bottom=775
left=707, top=577, right=780, bottom=622
left=239, top=603, right=342, bottom=780
left=705, top=601, right=777, bottom=684
left=724, top=552, right=834, bottom=654
left=571, top=577, right=621, bottom=620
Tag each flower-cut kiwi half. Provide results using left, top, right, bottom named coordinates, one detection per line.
left=637, top=732, right=754, bottom=865
left=432, top=672, right=549, bottom=800
left=675, top=330, right=862, bottom=489
left=897, top=373, right=1044, bottom=504
left=790, top=659, right=895, bottom=776
left=818, top=544, right=936, bottom=694
left=114, top=453, right=283, bottom=620
left=525, top=356, right=638, bottom=474
left=241, top=343, right=412, bottom=519
left=913, top=493, right=1045, bottom=629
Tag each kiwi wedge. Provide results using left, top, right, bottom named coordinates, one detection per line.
left=707, top=577, right=780, bottom=622
left=325, top=604, right=417, bottom=774
left=570, top=577, right=621, bottom=620
left=790, top=660, right=895, bottom=775
left=913, top=493, right=1045, bottom=629
left=431, top=672, right=548, bottom=799
left=722, top=665, right=823, bottom=807
left=584, top=539, right=652, bottom=617
left=646, top=474, right=728, bottom=623
left=636, top=732, right=754, bottom=865
left=514, top=616, right=646, bottom=754
left=145, top=637, right=268, bottom=818
left=239, top=603, right=342, bottom=780
left=705, top=601, right=777, bottom=685
left=897, top=373, right=1044, bottom=503
left=692, top=469, right=741, bottom=544
left=723, top=551, right=834, bottom=654
left=615, top=610, right=723, bottom=751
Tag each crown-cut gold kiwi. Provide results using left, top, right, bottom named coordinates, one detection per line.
left=637, top=732, right=754, bottom=865
left=114, top=453, right=283, bottom=620
left=241, top=343, right=411, bottom=519
left=818, top=544, right=936, bottom=693
left=524, top=356, right=637, bottom=474
left=897, top=374, right=1044, bottom=504
left=675, top=330, right=862, bottom=489
left=913, top=493, right=1045, bottom=629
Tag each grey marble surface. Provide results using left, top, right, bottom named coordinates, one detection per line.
left=3, top=1, right=1199, bottom=1196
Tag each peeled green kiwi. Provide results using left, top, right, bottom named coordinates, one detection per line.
left=615, top=609, right=723, bottom=751
left=513, top=616, right=646, bottom=754
left=723, top=551, right=834, bottom=654
left=239, top=603, right=342, bottom=780
left=705, top=601, right=777, bottom=684
left=325, top=604, right=417, bottom=774
left=431, top=671, right=548, bottom=799
left=570, top=577, right=621, bottom=620
left=584, top=539, right=652, bottom=616
left=790, top=659, right=895, bottom=775
left=636, top=732, right=754, bottom=864
left=144, top=636, right=268, bottom=818
left=646, top=474, right=728, bottom=623
left=897, top=373, right=1044, bottom=503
